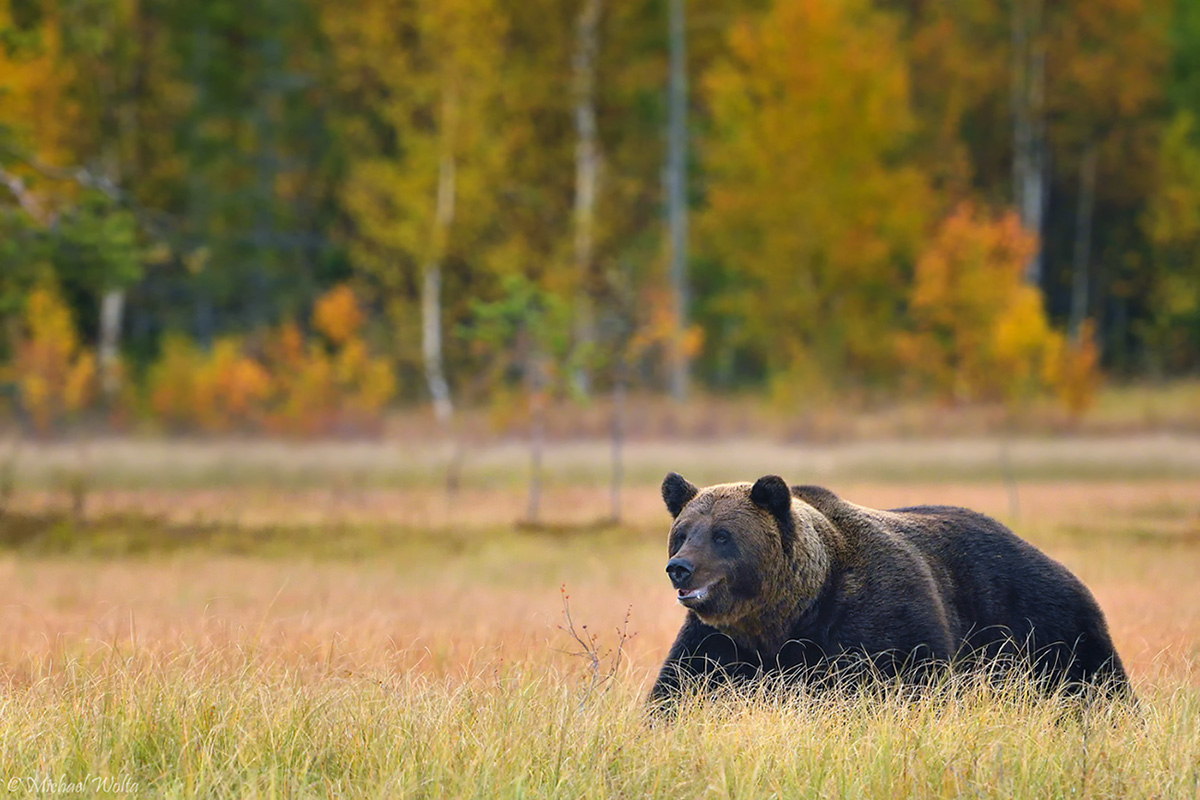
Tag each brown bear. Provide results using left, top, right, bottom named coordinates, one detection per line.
left=649, top=473, right=1130, bottom=705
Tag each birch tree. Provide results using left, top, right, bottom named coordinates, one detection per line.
left=327, top=0, right=507, bottom=421
left=666, top=0, right=690, bottom=401
left=1011, top=0, right=1048, bottom=287
left=571, top=0, right=603, bottom=397
left=701, top=0, right=930, bottom=392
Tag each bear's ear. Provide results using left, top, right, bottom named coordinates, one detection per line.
left=662, top=472, right=699, bottom=518
left=750, top=475, right=796, bottom=558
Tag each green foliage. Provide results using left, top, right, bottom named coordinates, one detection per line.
left=48, top=191, right=142, bottom=292
left=464, top=274, right=583, bottom=402
left=1143, top=112, right=1200, bottom=371
left=0, top=208, right=48, bottom=325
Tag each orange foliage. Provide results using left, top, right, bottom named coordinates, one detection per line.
left=701, top=0, right=931, bottom=388
left=262, top=323, right=337, bottom=436
left=313, top=284, right=364, bottom=346
left=901, top=203, right=1100, bottom=411
left=265, top=287, right=395, bottom=435
left=147, top=336, right=272, bottom=432
left=13, top=286, right=97, bottom=433
left=1054, top=322, right=1103, bottom=417
left=146, top=285, right=395, bottom=435
left=195, top=340, right=274, bottom=432
left=146, top=335, right=197, bottom=429
left=628, top=287, right=703, bottom=364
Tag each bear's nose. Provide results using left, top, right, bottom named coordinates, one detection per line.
left=666, top=558, right=694, bottom=588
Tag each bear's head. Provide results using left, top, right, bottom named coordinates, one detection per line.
left=661, top=472, right=830, bottom=642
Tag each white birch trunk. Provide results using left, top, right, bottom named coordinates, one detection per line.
left=422, top=260, right=453, bottom=424
left=422, top=95, right=458, bottom=424
left=1011, top=0, right=1047, bottom=287
left=571, top=0, right=603, bottom=397
left=667, top=0, right=689, bottom=401
left=99, top=288, right=126, bottom=400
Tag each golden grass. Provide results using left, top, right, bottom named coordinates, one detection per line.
left=2, top=461, right=1200, bottom=796
left=2, top=648, right=1199, bottom=798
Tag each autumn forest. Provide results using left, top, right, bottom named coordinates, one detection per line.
left=2, top=0, right=1199, bottom=433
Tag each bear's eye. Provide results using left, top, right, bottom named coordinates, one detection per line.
left=712, top=529, right=731, bottom=545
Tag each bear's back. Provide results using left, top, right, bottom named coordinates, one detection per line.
left=795, top=486, right=1112, bottom=666
left=884, top=505, right=1093, bottom=642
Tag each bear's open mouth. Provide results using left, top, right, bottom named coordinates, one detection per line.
left=677, top=583, right=714, bottom=605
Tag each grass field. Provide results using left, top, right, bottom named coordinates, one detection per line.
left=2, top=435, right=1200, bottom=797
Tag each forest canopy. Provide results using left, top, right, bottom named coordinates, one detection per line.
left=1, top=0, right=1198, bottom=432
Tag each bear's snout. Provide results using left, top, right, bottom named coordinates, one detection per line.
left=665, top=557, right=695, bottom=588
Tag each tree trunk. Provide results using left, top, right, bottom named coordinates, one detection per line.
left=999, top=434, right=1020, bottom=520
left=667, top=0, right=690, bottom=401
left=444, top=423, right=467, bottom=495
left=571, top=0, right=603, bottom=397
left=422, top=95, right=458, bottom=424
left=69, top=436, right=90, bottom=525
left=526, top=348, right=546, bottom=524
left=1011, top=0, right=1047, bottom=287
left=98, top=288, right=126, bottom=401
left=1070, top=142, right=1098, bottom=343
left=609, top=356, right=625, bottom=524
left=0, top=433, right=19, bottom=514
left=422, top=259, right=453, bottom=423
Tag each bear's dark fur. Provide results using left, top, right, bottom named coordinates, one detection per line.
left=649, top=473, right=1130, bottom=705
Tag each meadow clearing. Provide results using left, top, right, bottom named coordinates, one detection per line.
left=1, top=434, right=1200, bottom=798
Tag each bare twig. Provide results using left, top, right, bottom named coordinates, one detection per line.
left=555, top=584, right=635, bottom=709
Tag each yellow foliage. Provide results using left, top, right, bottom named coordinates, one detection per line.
left=146, top=294, right=395, bottom=435
left=196, top=340, right=273, bottom=432
left=629, top=288, right=703, bottom=364
left=313, top=284, right=364, bottom=346
left=0, top=10, right=78, bottom=170
left=332, top=339, right=395, bottom=419
left=991, top=285, right=1055, bottom=402
left=701, top=0, right=931, bottom=386
left=63, top=352, right=97, bottom=415
left=13, top=285, right=97, bottom=433
left=148, top=336, right=272, bottom=433
left=147, top=335, right=204, bottom=428
left=265, top=333, right=336, bottom=436
left=1054, top=323, right=1103, bottom=418
left=902, top=202, right=1098, bottom=411
left=265, top=309, right=396, bottom=435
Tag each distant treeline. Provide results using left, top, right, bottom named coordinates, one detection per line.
left=1, top=0, right=1198, bottom=428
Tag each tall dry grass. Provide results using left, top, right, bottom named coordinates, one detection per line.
left=2, top=445, right=1199, bottom=797
left=2, top=649, right=1198, bottom=798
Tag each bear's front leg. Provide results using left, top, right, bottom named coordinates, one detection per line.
left=648, top=612, right=756, bottom=710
